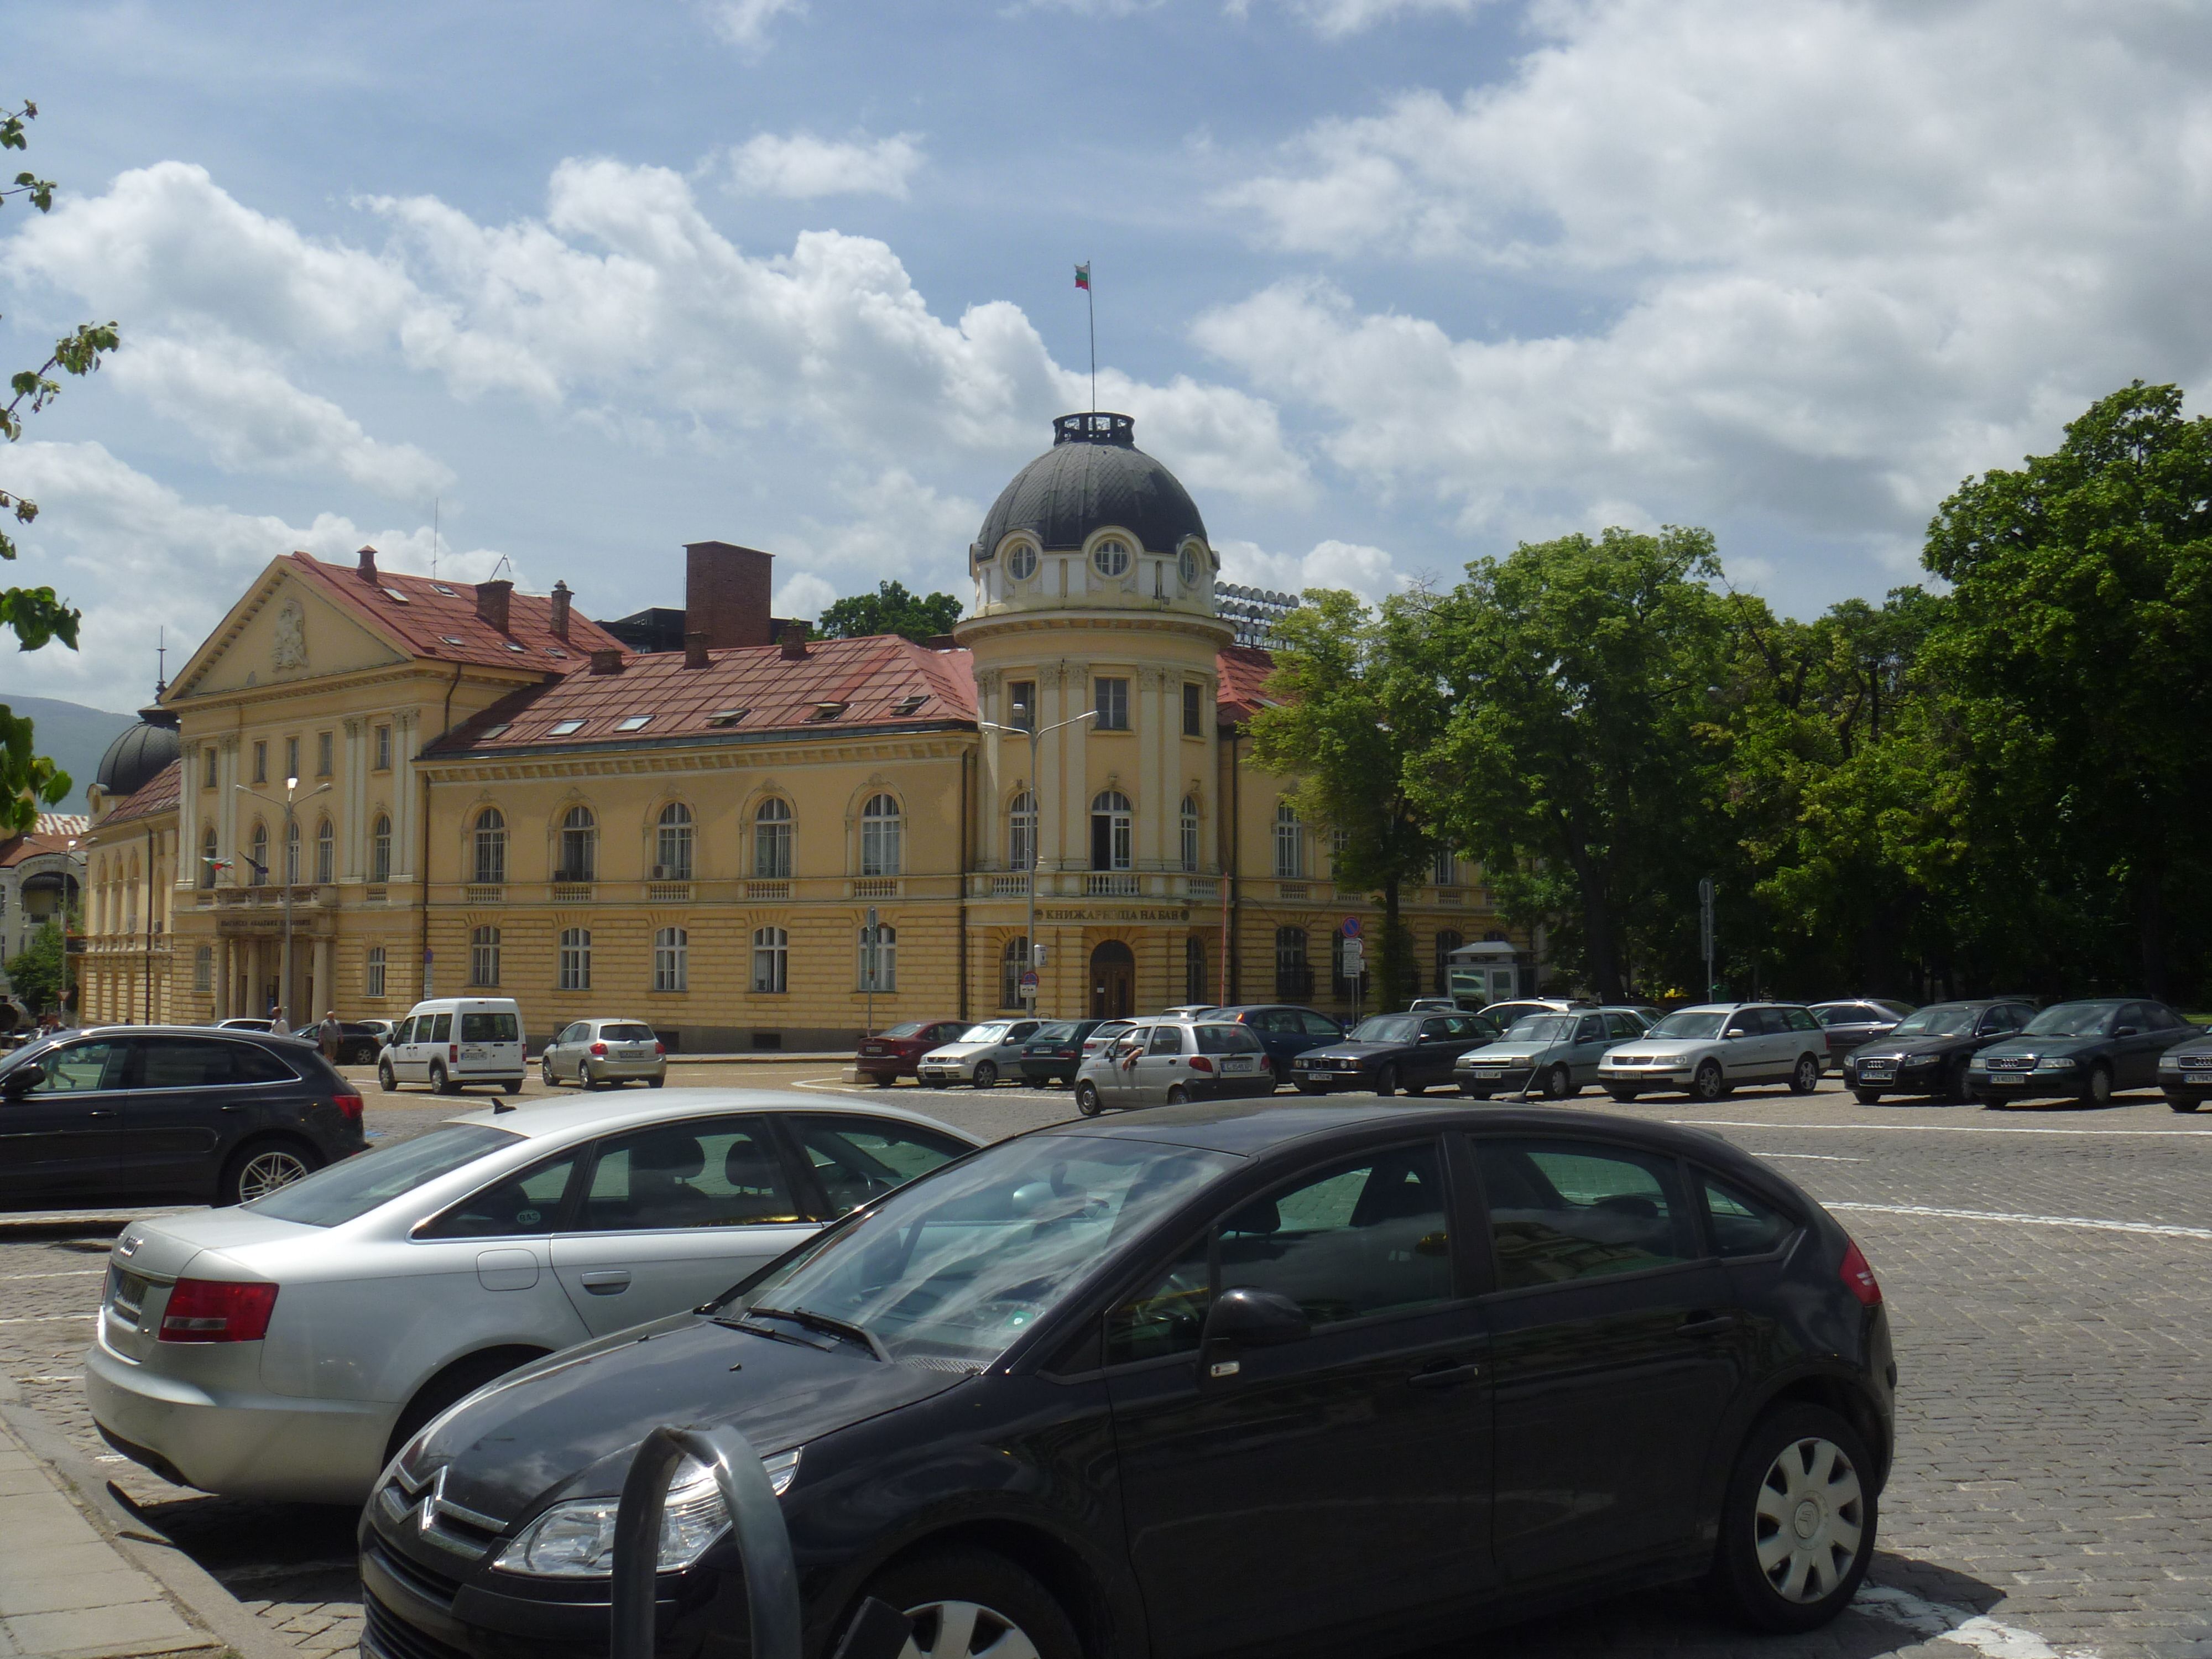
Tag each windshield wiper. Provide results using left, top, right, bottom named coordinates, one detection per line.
left=744, top=1305, right=890, bottom=1363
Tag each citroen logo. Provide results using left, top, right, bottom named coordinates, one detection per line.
left=419, top=1466, right=447, bottom=1535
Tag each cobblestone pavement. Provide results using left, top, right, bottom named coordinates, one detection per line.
left=2, top=1069, right=2206, bottom=1657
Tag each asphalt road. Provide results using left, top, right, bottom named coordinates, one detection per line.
left=3, top=1066, right=2206, bottom=1659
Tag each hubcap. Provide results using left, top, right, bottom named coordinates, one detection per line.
left=238, top=1151, right=308, bottom=1202
left=1753, top=1434, right=1864, bottom=1604
left=899, top=1599, right=1041, bottom=1659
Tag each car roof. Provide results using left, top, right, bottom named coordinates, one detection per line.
left=447, top=1088, right=979, bottom=1144
left=69, top=1023, right=310, bottom=1045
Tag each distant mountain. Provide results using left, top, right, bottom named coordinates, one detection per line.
left=0, top=694, right=139, bottom=815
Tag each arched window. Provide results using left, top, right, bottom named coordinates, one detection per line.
left=1433, top=930, right=1463, bottom=997
left=1180, top=795, right=1201, bottom=873
left=1185, top=935, right=1207, bottom=1004
left=654, top=926, right=688, bottom=992
left=754, top=798, right=793, bottom=879
left=473, top=808, right=507, bottom=885
left=249, top=822, right=269, bottom=886
left=200, top=825, right=218, bottom=889
left=1272, top=804, right=1305, bottom=879
left=858, top=922, right=897, bottom=992
left=656, top=803, right=695, bottom=881
left=315, top=818, right=335, bottom=885
left=860, top=794, right=902, bottom=877
left=558, top=806, right=597, bottom=881
left=752, top=925, right=788, bottom=994
left=369, top=813, right=392, bottom=884
left=1274, top=925, right=1311, bottom=999
left=559, top=927, right=592, bottom=991
left=470, top=925, right=502, bottom=987
left=283, top=819, right=301, bottom=886
left=1000, top=936, right=1030, bottom=1008
left=1090, top=790, right=1133, bottom=872
left=1007, top=792, right=1036, bottom=874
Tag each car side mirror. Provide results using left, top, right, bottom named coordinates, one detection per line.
left=1200, top=1287, right=1309, bottom=1381
left=1, top=1068, right=37, bottom=1099
left=2115, top=1026, right=2139, bottom=1038
left=1723, top=1027, right=1747, bottom=1040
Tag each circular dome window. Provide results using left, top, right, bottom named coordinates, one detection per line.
left=1178, top=545, right=1201, bottom=586
left=1093, top=538, right=1131, bottom=578
left=1007, top=542, right=1038, bottom=581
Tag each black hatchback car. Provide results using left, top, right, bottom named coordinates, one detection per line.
left=362, top=1102, right=1894, bottom=1659
left=1016, top=1019, right=1109, bottom=1087
left=0, top=1025, right=365, bottom=1209
left=1839, top=1000, right=2036, bottom=1104
left=1203, top=1005, right=1345, bottom=1071
left=1290, top=1010, right=1500, bottom=1095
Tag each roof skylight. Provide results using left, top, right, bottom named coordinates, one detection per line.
left=811, top=701, right=848, bottom=721
left=382, top=587, right=410, bottom=604
left=441, top=635, right=466, bottom=646
left=547, top=719, right=585, bottom=736
left=893, top=695, right=927, bottom=715
left=503, top=641, right=526, bottom=653
left=479, top=723, right=509, bottom=740
left=431, top=582, right=458, bottom=596
left=614, top=715, right=651, bottom=732
left=706, top=708, right=749, bottom=727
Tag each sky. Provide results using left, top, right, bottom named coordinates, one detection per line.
left=3, top=0, right=2209, bottom=714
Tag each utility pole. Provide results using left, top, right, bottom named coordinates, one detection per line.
left=980, top=701, right=1097, bottom=1019
left=1699, top=877, right=1717, bottom=1001
left=237, top=775, right=331, bottom=1027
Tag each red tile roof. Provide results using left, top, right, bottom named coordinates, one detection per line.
left=98, top=759, right=181, bottom=828
left=284, top=552, right=624, bottom=673
left=1214, top=644, right=1280, bottom=723
left=0, top=825, right=85, bottom=867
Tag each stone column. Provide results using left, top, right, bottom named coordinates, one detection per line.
left=341, top=718, right=365, bottom=880
left=312, top=937, right=334, bottom=1020
left=217, top=737, right=241, bottom=870
left=1135, top=667, right=1163, bottom=868
left=393, top=713, right=418, bottom=882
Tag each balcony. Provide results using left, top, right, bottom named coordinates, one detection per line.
left=991, top=874, right=1031, bottom=897
left=1277, top=883, right=1310, bottom=901
left=551, top=883, right=593, bottom=903
left=852, top=878, right=900, bottom=900
left=1182, top=875, right=1219, bottom=899
left=1086, top=873, right=1140, bottom=897
left=744, top=880, right=792, bottom=900
left=463, top=884, right=504, bottom=904
left=646, top=881, right=693, bottom=902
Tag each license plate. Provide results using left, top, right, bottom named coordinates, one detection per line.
left=1469, top=1069, right=1503, bottom=1079
left=1222, top=1057, right=1256, bottom=1073
left=1989, top=1074, right=2025, bottom=1086
left=1860, top=1066, right=1895, bottom=1079
left=462, top=1045, right=486, bottom=1059
left=862, top=1045, right=885, bottom=1055
left=109, top=1269, right=148, bottom=1328
left=619, top=1047, right=646, bottom=1059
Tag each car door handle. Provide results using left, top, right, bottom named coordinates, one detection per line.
left=1679, top=1312, right=1738, bottom=1337
left=1408, top=1361, right=1483, bottom=1390
left=578, top=1270, right=632, bottom=1295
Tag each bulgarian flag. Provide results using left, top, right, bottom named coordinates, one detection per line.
left=1074, top=262, right=1091, bottom=290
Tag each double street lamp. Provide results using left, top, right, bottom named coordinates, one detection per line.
left=978, top=700, right=1097, bottom=1016
left=236, top=775, right=331, bottom=1029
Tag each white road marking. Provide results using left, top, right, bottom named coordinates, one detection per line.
left=1672, top=1115, right=2212, bottom=1139
left=1855, top=1581, right=2096, bottom=1659
left=1829, top=1201, right=2212, bottom=1241
left=0, top=1313, right=95, bottom=1326
left=1754, top=1152, right=1867, bottom=1162
left=0, top=1270, right=106, bottom=1281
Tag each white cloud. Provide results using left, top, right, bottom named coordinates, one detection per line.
left=1217, top=535, right=1401, bottom=602
left=695, top=0, right=803, bottom=50
left=789, top=468, right=987, bottom=593
left=723, top=132, right=924, bottom=200
left=1202, top=0, right=2212, bottom=548
left=109, top=335, right=453, bottom=499
left=1229, top=0, right=1493, bottom=38
left=772, top=571, right=838, bottom=619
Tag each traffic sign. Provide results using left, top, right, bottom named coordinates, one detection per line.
left=1341, top=917, right=1362, bottom=938
left=1019, top=969, right=1040, bottom=994
left=1341, top=937, right=1364, bottom=971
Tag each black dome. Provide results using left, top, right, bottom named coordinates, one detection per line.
left=96, top=708, right=181, bottom=801
left=976, top=413, right=1207, bottom=556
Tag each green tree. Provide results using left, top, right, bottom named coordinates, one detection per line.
left=6, top=917, right=66, bottom=1014
left=1922, top=380, right=2212, bottom=999
left=1, top=101, right=119, bottom=832
left=1415, top=528, right=1735, bottom=1003
left=816, top=580, right=963, bottom=645
left=1248, top=589, right=1444, bottom=1010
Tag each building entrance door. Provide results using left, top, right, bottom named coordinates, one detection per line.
left=1090, top=941, right=1135, bottom=1019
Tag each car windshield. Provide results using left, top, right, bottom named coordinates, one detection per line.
left=247, top=1125, right=522, bottom=1227
left=600, top=1024, right=655, bottom=1042
left=1350, top=1016, right=1421, bottom=1043
left=1505, top=1016, right=1577, bottom=1042
left=1891, top=1005, right=1978, bottom=1037
left=1648, top=1010, right=1727, bottom=1039
left=2023, top=1003, right=2119, bottom=1037
left=957, top=1024, right=1009, bottom=1044
left=1034, top=1022, right=1081, bottom=1041
left=724, top=1134, right=1239, bottom=1369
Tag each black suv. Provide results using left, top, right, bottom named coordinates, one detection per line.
left=0, top=1026, right=365, bottom=1209
left=363, top=1102, right=1894, bottom=1659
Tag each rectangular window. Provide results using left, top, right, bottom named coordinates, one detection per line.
left=858, top=924, right=897, bottom=992
left=316, top=732, right=333, bottom=776
left=202, top=748, right=218, bottom=790
left=193, top=945, right=213, bottom=993
left=560, top=928, right=592, bottom=992
left=752, top=927, right=788, bottom=994
left=1182, top=681, right=1203, bottom=737
left=1094, top=676, right=1129, bottom=731
left=1432, top=848, right=1455, bottom=885
left=253, top=740, right=268, bottom=784
left=285, top=737, right=300, bottom=782
left=366, top=946, right=387, bottom=999
left=1008, top=680, right=1035, bottom=732
left=374, top=725, right=392, bottom=771
left=654, top=928, right=688, bottom=993
left=469, top=926, right=501, bottom=987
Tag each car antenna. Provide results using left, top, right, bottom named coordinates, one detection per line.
left=492, top=1098, right=517, bottom=1114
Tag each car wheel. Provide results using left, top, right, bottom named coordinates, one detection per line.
left=378, top=1058, right=398, bottom=1093
left=972, top=1061, right=998, bottom=1089
left=1709, top=1404, right=1876, bottom=1633
left=1605, top=1086, right=1640, bottom=1103
left=1943, top=1055, right=1973, bottom=1104
left=1296, top=1083, right=1327, bottom=1095
left=1790, top=1053, right=1822, bottom=1095
left=648, top=1075, right=664, bottom=1089
left=541, top=1057, right=558, bottom=1087
left=218, top=1140, right=319, bottom=1206
left=383, top=1345, right=547, bottom=1471
left=852, top=1547, right=1081, bottom=1659
left=2169, top=1097, right=2202, bottom=1113
left=1166, top=1084, right=1190, bottom=1105
left=872, top=1072, right=895, bottom=1088
left=2085, top=1063, right=2114, bottom=1108
left=1851, top=1089, right=1884, bottom=1105
left=430, top=1062, right=457, bottom=1096
left=502, top=1079, right=523, bottom=1095
left=1545, top=1063, right=1576, bottom=1100
left=1074, top=1081, right=1103, bottom=1117
left=1375, top=1063, right=1399, bottom=1097
left=1691, top=1059, right=1728, bottom=1102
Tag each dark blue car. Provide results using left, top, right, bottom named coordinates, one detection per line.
left=1203, top=1005, right=1345, bottom=1076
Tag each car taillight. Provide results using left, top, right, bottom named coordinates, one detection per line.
left=1190, top=1055, right=1215, bottom=1073
left=1057, top=1049, right=1076, bottom=1058
left=333, top=1092, right=363, bottom=1125
left=160, top=1279, right=279, bottom=1343
left=448, top=1044, right=459, bottom=1063
left=590, top=1041, right=608, bottom=1057
left=1840, top=1238, right=1881, bottom=1306
left=654, top=1042, right=665, bottom=1057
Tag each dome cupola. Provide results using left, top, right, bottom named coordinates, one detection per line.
left=94, top=705, right=181, bottom=802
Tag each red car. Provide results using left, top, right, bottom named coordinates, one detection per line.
left=855, top=1018, right=972, bottom=1086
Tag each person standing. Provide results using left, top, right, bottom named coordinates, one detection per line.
left=318, top=1009, right=342, bottom=1063
left=269, top=1003, right=291, bottom=1036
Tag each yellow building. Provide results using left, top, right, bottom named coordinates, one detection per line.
left=90, top=412, right=1518, bottom=1046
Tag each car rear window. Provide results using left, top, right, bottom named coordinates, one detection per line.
left=461, top=1012, right=520, bottom=1042
left=600, top=1024, right=655, bottom=1042
left=248, top=1124, right=523, bottom=1227
left=880, top=1021, right=931, bottom=1039
left=1034, top=1022, right=1081, bottom=1041
left=1195, top=1024, right=1262, bottom=1053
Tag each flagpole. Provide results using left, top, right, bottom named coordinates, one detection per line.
left=1087, top=266, right=1097, bottom=413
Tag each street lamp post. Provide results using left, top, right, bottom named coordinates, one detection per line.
left=979, top=702, right=1096, bottom=1018
left=236, top=776, right=332, bottom=1028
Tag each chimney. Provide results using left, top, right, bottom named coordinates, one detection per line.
left=357, top=546, right=379, bottom=583
left=549, top=580, right=572, bottom=641
left=780, top=620, right=810, bottom=661
left=685, top=541, right=775, bottom=650
left=589, top=648, right=623, bottom=675
left=475, top=578, right=513, bottom=633
left=684, top=629, right=710, bottom=670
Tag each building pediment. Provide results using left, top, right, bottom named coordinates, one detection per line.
left=168, top=559, right=412, bottom=702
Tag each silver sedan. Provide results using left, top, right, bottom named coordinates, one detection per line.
left=84, top=1091, right=977, bottom=1504
left=540, top=1018, right=666, bottom=1088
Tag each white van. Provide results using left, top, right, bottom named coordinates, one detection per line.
left=378, top=997, right=526, bottom=1095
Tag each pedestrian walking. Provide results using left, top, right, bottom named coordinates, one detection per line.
left=270, top=1004, right=291, bottom=1036
left=318, top=1009, right=342, bottom=1063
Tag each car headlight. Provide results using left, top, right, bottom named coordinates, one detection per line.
left=2034, top=1056, right=2077, bottom=1071
left=1646, top=1053, right=1688, bottom=1066
left=492, top=1448, right=800, bottom=1579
